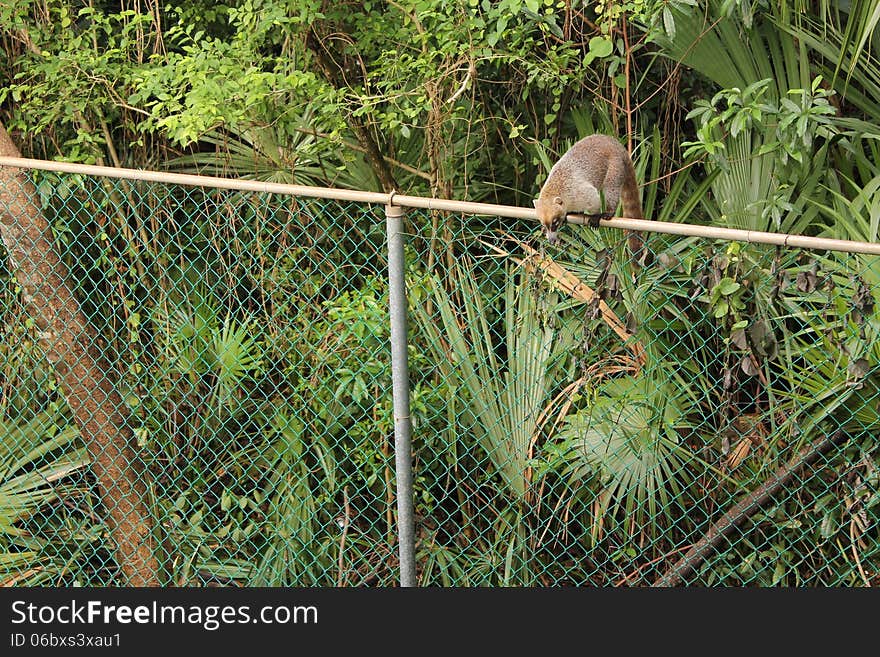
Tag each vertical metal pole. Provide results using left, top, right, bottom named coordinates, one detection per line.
left=385, top=202, right=417, bottom=587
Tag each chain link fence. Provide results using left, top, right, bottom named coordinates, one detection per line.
left=1, top=165, right=878, bottom=587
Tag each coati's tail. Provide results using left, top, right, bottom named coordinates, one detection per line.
left=620, top=163, right=650, bottom=269
left=627, top=231, right=648, bottom=268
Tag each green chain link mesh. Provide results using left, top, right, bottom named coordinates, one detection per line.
left=1, top=170, right=878, bottom=586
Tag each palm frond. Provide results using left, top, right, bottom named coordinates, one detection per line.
left=551, top=371, right=693, bottom=542
left=411, top=259, right=556, bottom=501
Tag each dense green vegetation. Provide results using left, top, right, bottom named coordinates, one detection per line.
left=1, top=1, right=879, bottom=585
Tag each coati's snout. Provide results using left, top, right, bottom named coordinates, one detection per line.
left=533, top=196, right=566, bottom=244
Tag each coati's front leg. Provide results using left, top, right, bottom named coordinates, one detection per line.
left=586, top=211, right=614, bottom=228
left=586, top=188, right=613, bottom=228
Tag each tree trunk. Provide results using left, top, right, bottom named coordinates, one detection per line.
left=0, top=123, right=161, bottom=586
left=653, top=431, right=845, bottom=587
left=305, top=28, right=399, bottom=193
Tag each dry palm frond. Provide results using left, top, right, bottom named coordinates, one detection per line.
left=480, top=237, right=647, bottom=367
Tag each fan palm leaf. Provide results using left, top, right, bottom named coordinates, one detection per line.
left=411, top=259, right=555, bottom=502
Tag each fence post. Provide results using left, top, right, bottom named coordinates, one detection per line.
left=385, top=201, right=417, bottom=587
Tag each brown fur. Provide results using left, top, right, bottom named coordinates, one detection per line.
left=534, top=134, right=647, bottom=266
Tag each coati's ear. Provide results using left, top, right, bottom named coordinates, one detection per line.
left=553, top=196, right=564, bottom=207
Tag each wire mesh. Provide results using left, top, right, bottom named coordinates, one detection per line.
left=0, top=169, right=878, bottom=587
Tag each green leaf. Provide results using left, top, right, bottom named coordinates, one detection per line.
left=662, top=7, right=676, bottom=39
left=588, top=36, right=613, bottom=58
left=716, top=278, right=741, bottom=296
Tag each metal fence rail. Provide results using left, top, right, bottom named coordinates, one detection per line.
left=0, top=159, right=878, bottom=587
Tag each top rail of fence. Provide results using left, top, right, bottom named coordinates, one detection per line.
left=2, top=156, right=880, bottom=256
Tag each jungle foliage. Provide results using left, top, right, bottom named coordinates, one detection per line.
left=1, top=0, right=879, bottom=586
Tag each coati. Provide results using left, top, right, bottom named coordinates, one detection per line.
left=534, top=134, right=646, bottom=265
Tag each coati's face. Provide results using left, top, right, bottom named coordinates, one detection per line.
left=533, top=196, right=566, bottom=244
